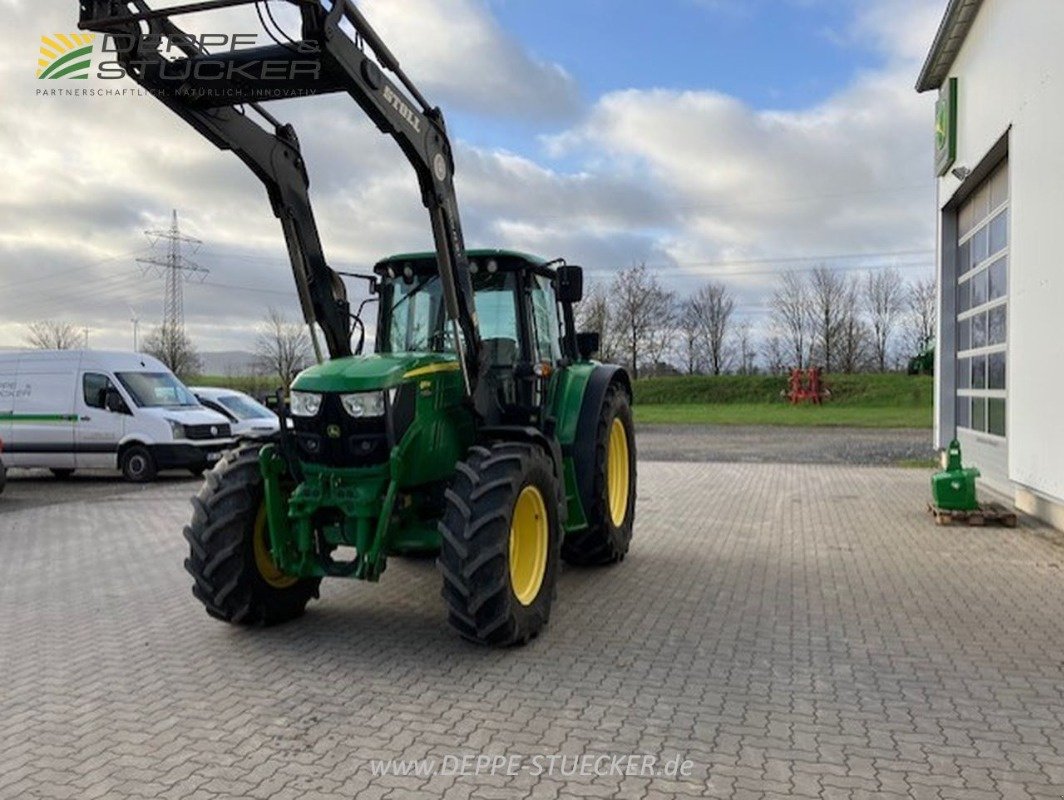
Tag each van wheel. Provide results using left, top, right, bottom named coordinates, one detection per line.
left=121, top=445, right=157, bottom=483
left=50, top=468, right=75, bottom=480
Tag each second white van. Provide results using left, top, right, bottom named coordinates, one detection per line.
left=0, top=350, right=234, bottom=481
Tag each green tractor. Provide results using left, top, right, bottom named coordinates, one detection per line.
left=907, top=336, right=935, bottom=376
left=80, top=0, right=636, bottom=645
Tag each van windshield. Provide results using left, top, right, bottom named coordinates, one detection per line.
left=116, top=372, right=198, bottom=408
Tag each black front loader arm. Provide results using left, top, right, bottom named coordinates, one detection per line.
left=78, top=0, right=483, bottom=396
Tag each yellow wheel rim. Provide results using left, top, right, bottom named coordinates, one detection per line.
left=509, top=485, right=549, bottom=607
left=607, top=418, right=631, bottom=527
left=252, top=504, right=297, bottom=589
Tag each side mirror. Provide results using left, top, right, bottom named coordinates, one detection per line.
left=576, top=331, right=600, bottom=360
left=556, top=265, right=584, bottom=303
left=104, top=388, right=129, bottom=415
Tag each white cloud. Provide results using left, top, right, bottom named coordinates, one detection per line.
left=545, top=0, right=944, bottom=289
left=0, top=0, right=945, bottom=353
left=358, top=0, right=580, bottom=120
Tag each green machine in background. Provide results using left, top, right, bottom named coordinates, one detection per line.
left=907, top=337, right=935, bottom=376
left=931, top=440, right=980, bottom=511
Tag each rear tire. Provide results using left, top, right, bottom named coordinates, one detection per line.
left=120, top=445, right=157, bottom=483
left=562, top=383, right=636, bottom=566
left=438, top=443, right=562, bottom=646
left=183, top=444, right=319, bottom=626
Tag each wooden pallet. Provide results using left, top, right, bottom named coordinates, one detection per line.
left=927, top=501, right=1018, bottom=527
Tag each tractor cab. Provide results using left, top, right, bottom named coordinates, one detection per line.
left=374, top=250, right=584, bottom=426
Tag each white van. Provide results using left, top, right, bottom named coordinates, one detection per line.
left=0, top=350, right=234, bottom=482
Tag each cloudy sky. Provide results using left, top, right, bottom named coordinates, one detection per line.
left=0, top=0, right=945, bottom=354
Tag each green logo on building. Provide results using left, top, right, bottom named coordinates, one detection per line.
left=37, top=34, right=95, bottom=80
left=935, top=77, right=958, bottom=177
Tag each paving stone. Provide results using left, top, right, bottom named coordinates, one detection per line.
left=1, top=462, right=1063, bottom=799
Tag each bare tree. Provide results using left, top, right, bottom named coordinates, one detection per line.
left=611, top=265, right=674, bottom=380
left=255, top=307, right=311, bottom=386
left=760, top=330, right=787, bottom=375
left=676, top=298, right=705, bottom=375
left=24, top=320, right=82, bottom=350
left=736, top=320, right=757, bottom=375
left=808, top=266, right=848, bottom=372
left=143, top=323, right=202, bottom=379
left=903, top=276, right=938, bottom=355
left=769, top=272, right=812, bottom=369
left=837, top=275, right=870, bottom=374
left=690, top=282, right=735, bottom=376
left=575, top=280, right=618, bottom=363
left=863, top=268, right=906, bottom=372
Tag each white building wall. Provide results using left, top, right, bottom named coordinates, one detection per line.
left=936, top=0, right=1064, bottom=510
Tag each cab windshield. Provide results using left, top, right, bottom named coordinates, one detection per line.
left=116, top=372, right=198, bottom=408
left=382, top=271, right=518, bottom=354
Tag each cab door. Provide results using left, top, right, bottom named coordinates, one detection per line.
left=75, top=372, right=128, bottom=469
left=528, top=272, right=564, bottom=408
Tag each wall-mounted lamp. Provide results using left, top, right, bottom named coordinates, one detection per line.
left=951, top=166, right=972, bottom=181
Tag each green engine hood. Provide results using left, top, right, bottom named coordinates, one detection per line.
left=291, top=352, right=460, bottom=393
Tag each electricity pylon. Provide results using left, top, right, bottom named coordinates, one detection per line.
left=137, top=210, right=208, bottom=334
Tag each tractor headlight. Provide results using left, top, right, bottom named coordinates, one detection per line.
left=289, top=391, right=323, bottom=417
left=340, top=391, right=386, bottom=418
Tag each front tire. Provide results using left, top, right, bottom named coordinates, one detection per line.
left=120, top=445, right=157, bottom=483
left=183, top=445, right=319, bottom=626
left=438, top=443, right=562, bottom=646
left=562, top=383, right=636, bottom=566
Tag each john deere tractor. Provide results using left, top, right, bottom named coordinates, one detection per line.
left=80, top=0, right=636, bottom=645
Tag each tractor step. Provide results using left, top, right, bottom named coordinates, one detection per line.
left=927, top=501, right=1018, bottom=528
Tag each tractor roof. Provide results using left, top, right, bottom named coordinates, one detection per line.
left=375, top=249, right=548, bottom=271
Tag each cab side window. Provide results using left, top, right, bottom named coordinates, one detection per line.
left=83, top=372, right=113, bottom=410
left=530, top=274, right=562, bottom=363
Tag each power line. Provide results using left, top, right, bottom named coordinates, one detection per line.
left=2, top=247, right=151, bottom=291
left=609, top=260, right=936, bottom=282
left=664, top=248, right=933, bottom=268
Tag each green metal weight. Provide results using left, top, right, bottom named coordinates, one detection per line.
left=931, top=439, right=980, bottom=511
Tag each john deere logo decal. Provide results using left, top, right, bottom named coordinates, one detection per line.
left=37, top=34, right=95, bottom=80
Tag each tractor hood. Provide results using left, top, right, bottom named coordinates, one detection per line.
left=291, top=352, right=460, bottom=393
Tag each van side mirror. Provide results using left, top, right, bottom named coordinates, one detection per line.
left=556, top=265, right=584, bottom=303
left=105, top=388, right=129, bottom=415
left=576, top=331, right=600, bottom=360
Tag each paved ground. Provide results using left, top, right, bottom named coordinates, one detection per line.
left=636, top=425, right=935, bottom=465
left=2, top=459, right=1064, bottom=800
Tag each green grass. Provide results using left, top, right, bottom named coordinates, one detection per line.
left=192, top=371, right=933, bottom=429
left=634, top=403, right=931, bottom=428
left=633, top=373, right=932, bottom=428
left=635, top=373, right=932, bottom=406
left=894, top=458, right=939, bottom=469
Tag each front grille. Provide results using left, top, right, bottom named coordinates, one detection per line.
left=292, top=394, right=389, bottom=468
left=185, top=422, right=231, bottom=440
